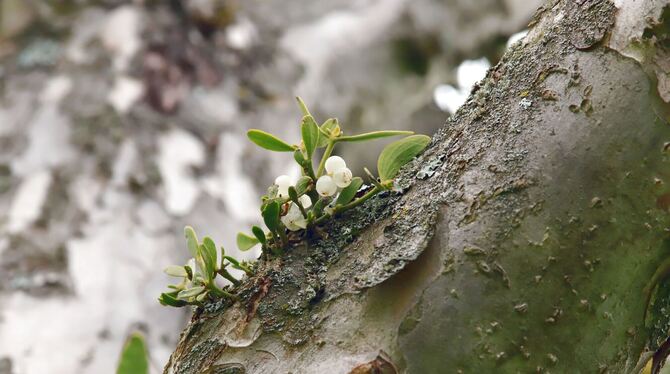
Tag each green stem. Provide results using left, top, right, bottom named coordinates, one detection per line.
left=218, top=268, right=241, bottom=286
left=277, top=227, right=289, bottom=247
left=316, top=140, right=335, bottom=177
left=339, top=186, right=381, bottom=211
left=314, top=186, right=381, bottom=225
left=235, top=263, right=253, bottom=276
left=303, top=157, right=317, bottom=180
left=207, top=282, right=238, bottom=300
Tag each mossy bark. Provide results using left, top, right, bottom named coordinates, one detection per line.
left=165, top=0, right=670, bottom=372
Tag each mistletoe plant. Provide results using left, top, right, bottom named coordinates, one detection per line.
left=159, top=97, right=430, bottom=308
left=236, top=97, right=431, bottom=254
left=158, top=227, right=253, bottom=307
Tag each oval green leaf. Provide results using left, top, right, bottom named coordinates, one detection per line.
left=201, top=238, right=218, bottom=277
left=251, top=226, right=267, bottom=244
left=117, top=332, right=149, bottom=374
left=159, top=292, right=187, bottom=307
left=337, top=130, right=414, bottom=143
left=335, top=177, right=364, bottom=206
left=184, top=226, right=199, bottom=259
left=164, top=265, right=188, bottom=278
left=178, top=286, right=205, bottom=299
left=262, top=201, right=281, bottom=232
left=247, top=129, right=296, bottom=152
left=223, top=255, right=241, bottom=267
left=301, top=115, right=319, bottom=158
left=195, top=245, right=212, bottom=280
left=377, top=135, right=431, bottom=182
left=236, top=232, right=260, bottom=251
left=296, top=96, right=311, bottom=117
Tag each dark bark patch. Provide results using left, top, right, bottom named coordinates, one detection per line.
left=348, top=351, right=398, bottom=374
left=656, top=192, right=670, bottom=211
left=245, top=277, right=271, bottom=322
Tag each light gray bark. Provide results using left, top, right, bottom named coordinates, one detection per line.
left=165, top=0, right=670, bottom=373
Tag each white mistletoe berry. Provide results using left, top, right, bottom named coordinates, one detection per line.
left=316, top=175, right=338, bottom=197
left=274, top=175, right=293, bottom=197
left=325, top=156, right=346, bottom=174
left=332, top=167, right=352, bottom=188
left=299, top=194, right=312, bottom=208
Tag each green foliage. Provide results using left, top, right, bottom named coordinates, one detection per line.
left=184, top=226, right=199, bottom=258
left=262, top=201, right=281, bottom=232
left=242, top=97, right=429, bottom=254
left=247, top=129, right=296, bottom=152
left=377, top=135, right=431, bottom=183
left=159, top=227, right=247, bottom=308
left=116, top=332, right=148, bottom=374
left=337, top=130, right=414, bottom=143
left=160, top=96, right=430, bottom=309
left=301, top=115, right=320, bottom=158
left=317, top=118, right=340, bottom=147
left=236, top=232, right=259, bottom=251
left=336, top=177, right=364, bottom=206
left=251, top=225, right=267, bottom=244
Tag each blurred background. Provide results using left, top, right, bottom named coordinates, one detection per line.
left=0, top=0, right=541, bottom=373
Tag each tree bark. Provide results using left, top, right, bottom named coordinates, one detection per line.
left=165, top=0, right=670, bottom=372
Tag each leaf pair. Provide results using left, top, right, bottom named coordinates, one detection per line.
left=248, top=97, right=415, bottom=154
left=185, top=227, right=217, bottom=282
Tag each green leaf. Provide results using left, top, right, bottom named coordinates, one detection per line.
left=194, top=245, right=209, bottom=280
left=247, top=129, right=296, bottom=152
left=317, top=118, right=339, bottom=147
left=262, top=201, right=281, bottom=232
left=311, top=197, right=330, bottom=218
left=251, top=226, right=267, bottom=244
left=294, top=149, right=306, bottom=165
left=335, top=177, right=364, bottom=206
left=201, top=238, right=218, bottom=278
left=337, top=130, right=414, bottom=143
left=295, top=176, right=312, bottom=195
left=158, top=292, right=187, bottom=307
left=296, top=96, right=311, bottom=117
left=164, top=265, right=188, bottom=278
left=184, top=265, right=193, bottom=280
left=184, top=226, right=199, bottom=259
left=116, top=332, right=149, bottom=374
left=288, top=186, right=299, bottom=203
left=236, top=232, right=260, bottom=251
left=195, top=291, right=209, bottom=302
left=223, top=255, right=240, bottom=266
left=377, top=135, right=431, bottom=182
left=301, top=115, right=319, bottom=158
left=178, top=286, right=205, bottom=299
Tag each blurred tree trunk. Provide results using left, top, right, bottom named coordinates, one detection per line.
left=165, top=0, right=670, bottom=372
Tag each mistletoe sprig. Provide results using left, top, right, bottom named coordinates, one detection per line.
left=158, top=227, right=253, bottom=307
left=236, top=97, right=430, bottom=254
left=159, top=97, right=430, bottom=308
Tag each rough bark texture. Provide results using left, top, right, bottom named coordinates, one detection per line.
left=0, top=1, right=540, bottom=373
left=166, top=0, right=670, bottom=373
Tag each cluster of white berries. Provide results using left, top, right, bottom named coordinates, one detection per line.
left=273, top=156, right=353, bottom=231
left=316, top=156, right=352, bottom=196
